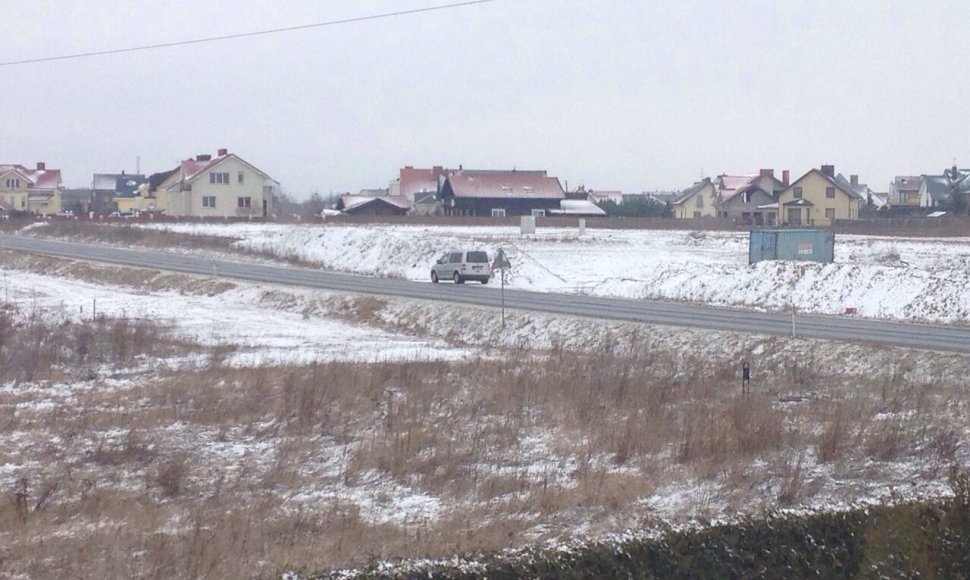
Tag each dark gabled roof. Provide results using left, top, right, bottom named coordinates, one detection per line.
left=148, top=167, right=179, bottom=192
left=672, top=179, right=711, bottom=205
left=922, top=167, right=970, bottom=204
left=834, top=173, right=870, bottom=201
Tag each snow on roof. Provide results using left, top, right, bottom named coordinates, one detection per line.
left=399, top=166, right=446, bottom=198
left=444, top=170, right=565, bottom=199
left=93, top=173, right=120, bottom=191
left=672, top=179, right=711, bottom=205
left=0, top=164, right=61, bottom=190
left=159, top=151, right=276, bottom=191
left=338, top=194, right=411, bottom=212
left=549, top=199, right=607, bottom=216
left=715, top=174, right=760, bottom=203
left=868, top=192, right=888, bottom=208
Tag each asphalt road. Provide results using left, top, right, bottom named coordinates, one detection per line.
left=2, top=234, right=970, bottom=353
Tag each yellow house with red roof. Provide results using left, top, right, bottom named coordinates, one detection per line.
left=155, top=148, right=279, bottom=218
left=0, top=162, right=63, bottom=215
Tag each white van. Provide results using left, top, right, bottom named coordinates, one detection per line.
left=431, top=250, right=491, bottom=284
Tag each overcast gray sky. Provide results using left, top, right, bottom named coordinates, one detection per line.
left=2, top=0, right=968, bottom=196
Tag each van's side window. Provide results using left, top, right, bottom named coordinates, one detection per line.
left=449, top=252, right=462, bottom=263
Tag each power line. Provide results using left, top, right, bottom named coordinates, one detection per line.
left=0, top=0, right=497, bottom=67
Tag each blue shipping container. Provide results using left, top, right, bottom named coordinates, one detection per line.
left=749, top=229, right=835, bottom=264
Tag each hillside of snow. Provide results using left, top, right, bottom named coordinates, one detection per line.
left=139, top=222, right=970, bottom=324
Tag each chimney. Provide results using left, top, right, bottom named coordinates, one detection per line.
left=759, top=168, right=774, bottom=178
left=850, top=174, right=859, bottom=186
left=821, top=164, right=835, bottom=178
left=782, top=170, right=790, bottom=187
left=217, top=148, right=228, bottom=156
left=36, top=162, right=46, bottom=171
left=196, top=154, right=211, bottom=161
left=404, top=165, right=413, bottom=170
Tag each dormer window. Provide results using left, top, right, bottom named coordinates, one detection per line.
left=501, top=185, right=512, bottom=193
left=523, top=186, right=534, bottom=193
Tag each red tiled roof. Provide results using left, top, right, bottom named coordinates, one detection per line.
left=444, top=170, right=564, bottom=199
left=399, top=166, right=446, bottom=199
left=159, top=150, right=276, bottom=191
left=0, top=164, right=62, bottom=190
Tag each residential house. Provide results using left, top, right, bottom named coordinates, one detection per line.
left=91, top=172, right=149, bottom=213
left=335, top=191, right=410, bottom=216
left=0, top=162, right=62, bottom=215
left=835, top=173, right=884, bottom=213
left=889, top=176, right=923, bottom=207
left=671, top=178, right=717, bottom=219
left=392, top=166, right=447, bottom=215
left=155, top=149, right=278, bottom=218
left=61, top=188, right=93, bottom=215
left=777, top=165, right=864, bottom=226
left=919, top=165, right=970, bottom=209
left=438, top=168, right=566, bottom=217
left=714, top=169, right=788, bottom=225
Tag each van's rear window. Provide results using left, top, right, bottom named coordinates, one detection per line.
left=466, top=251, right=489, bottom=263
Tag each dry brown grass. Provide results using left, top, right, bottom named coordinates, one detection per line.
left=2, top=305, right=970, bottom=577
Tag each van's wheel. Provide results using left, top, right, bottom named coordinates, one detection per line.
left=431, top=271, right=439, bottom=283
left=482, top=277, right=489, bottom=285
left=453, top=271, right=463, bottom=284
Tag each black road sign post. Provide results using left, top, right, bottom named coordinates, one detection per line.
left=742, top=361, right=751, bottom=395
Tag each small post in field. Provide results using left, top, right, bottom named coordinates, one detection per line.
left=493, top=248, right=511, bottom=328
left=742, top=361, right=751, bottom=395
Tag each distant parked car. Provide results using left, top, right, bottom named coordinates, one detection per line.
left=431, top=250, right=491, bottom=284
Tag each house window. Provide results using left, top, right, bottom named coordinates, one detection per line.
left=826, top=187, right=836, bottom=198
left=491, top=208, right=506, bottom=217
left=531, top=209, right=545, bottom=217
left=5, top=178, right=20, bottom=189
left=202, top=196, right=216, bottom=208
left=237, top=171, right=244, bottom=184
left=210, top=172, right=230, bottom=184
left=523, top=186, right=534, bottom=193
left=793, top=187, right=803, bottom=199
left=501, top=186, right=512, bottom=193
left=825, top=208, right=836, bottom=220
left=695, top=194, right=704, bottom=208
left=693, top=211, right=702, bottom=218
left=237, top=197, right=252, bottom=208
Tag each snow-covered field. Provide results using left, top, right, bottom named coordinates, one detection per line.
left=0, top=261, right=470, bottom=367
left=138, top=222, right=970, bottom=323
left=4, top=233, right=970, bottom=576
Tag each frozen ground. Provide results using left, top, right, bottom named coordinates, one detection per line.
left=2, top=252, right=969, bottom=576
left=136, top=222, right=970, bottom=324
left=0, top=263, right=472, bottom=367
